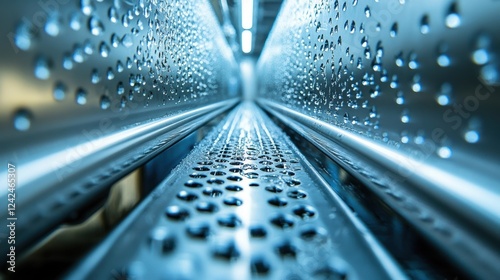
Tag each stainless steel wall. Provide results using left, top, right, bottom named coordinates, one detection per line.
left=0, top=0, right=238, bottom=257
left=257, top=0, right=500, bottom=278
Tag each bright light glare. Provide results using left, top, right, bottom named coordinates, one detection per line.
left=242, top=0, right=253, bottom=29
left=242, top=30, right=252, bottom=53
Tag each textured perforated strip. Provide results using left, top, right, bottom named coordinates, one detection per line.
left=68, top=103, right=404, bottom=280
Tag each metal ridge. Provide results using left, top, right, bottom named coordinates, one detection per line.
left=258, top=97, right=500, bottom=279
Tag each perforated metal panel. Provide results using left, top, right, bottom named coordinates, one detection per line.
left=68, top=103, right=405, bottom=280
left=0, top=0, right=238, bottom=257
left=257, top=0, right=500, bottom=279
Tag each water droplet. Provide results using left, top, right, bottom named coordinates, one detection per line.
left=350, top=21, right=356, bottom=34
left=83, top=40, right=94, bottom=55
left=445, top=3, right=461, bottom=28
left=70, top=12, right=83, bottom=30
left=411, top=82, right=422, bottom=92
left=91, top=69, right=100, bottom=84
left=414, top=133, right=425, bottom=145
left=364, top=6, right=371, bottom=18
left=464, top=119, right=481, bottom=143
left=412, top=75, right=422, bottom=92
left=376, top=41, right=384, bottom=58
left=81, top=0, right=94, bottom=16
left=472, top=49, right=489, bottom=65
left=396, top=91, right=405, bottom=105
left=390, top=22, right=398, bottom=37
left=369, top=106, right=377, bottom=118
left=13, top=109, right=32, bottom=131
left=408, top=52, right=419, bottom=69
left=122, top=14, right=129, bottom=27
left=53, top=82, right=66, bottom=100
left=437, top=54, right=451, bottom=67
left=480, top=64, right=500, bottom=85
left=390, top=75, right=399, bottom=88
left=116, top=60, right=124, bottom=72
left=75, top=88, right=87, bottom=105
left=401, top=110, right=410, bottom=123
left=99, top=42, right=110, bottom=57
left=44, top=15, right=61, bottom=36
left=107, top=68, right=115, bottom=80
left=437, top=43, right=451, bottom=67
left=401, top=131, right=410, bottom=143
left=436, top=94, right=449, bottom=106
left=436, top=83, right=452, bottom=106
left=361, top=36, right=368, bottom=48
left=108, top=7, right=118, bottom=23
left=14, top=22, right=34, bottom=51
left=372, top=57, right=382, bottom=71
left=370, top=86, right=380, bottom=98
left=464, top=130, right=479, bottom=143
left=63, top=53, right=73, bottom=70
left=89, top=17, right=104, bottom=36
left=437, top=146, right=452, bottom=158
left=420, top=15, right=430, bottom=34
left=472, top=34, right=491, bottom=65
left=34, top=57, right=51, bottom=80
left=73, top=46, right=85, bottom=63
left=111, top=33, right=120, bottom=47
left=116, top=82, right=125, bottom=95
left=122, top=34, right=133, bottom=48
left=100, top=95, right=111, bottom=109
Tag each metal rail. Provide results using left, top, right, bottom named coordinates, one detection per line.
left=259, top=98, right=500, bottom=279
left=257, top=0, right=500, bottom=279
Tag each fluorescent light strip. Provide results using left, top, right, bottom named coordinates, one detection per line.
left=242, top=0, right=253, bottom=29
left=242, top=30, right=252, bottom=53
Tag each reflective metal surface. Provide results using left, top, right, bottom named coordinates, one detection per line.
left=68, top=103, right=405, bottom=280
left=0, top=0, right=238, bottom=258
left=1, top=0, right=500, bottom=278
left=257, top=0, right=500, bottom=279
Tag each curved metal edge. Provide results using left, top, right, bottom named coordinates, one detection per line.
left=0, top=98, right=240, bottom=260
left=257, top=98, right=500, bottom=280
